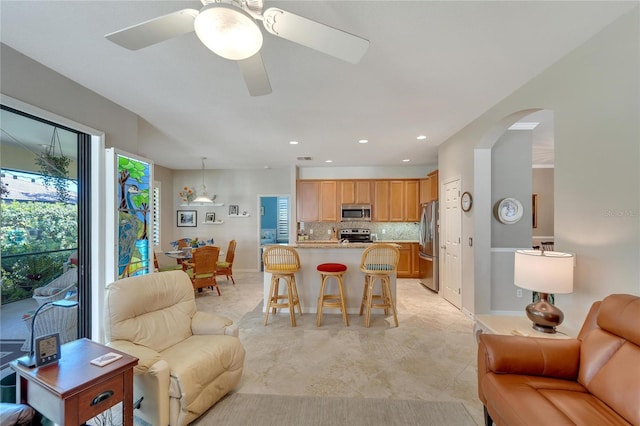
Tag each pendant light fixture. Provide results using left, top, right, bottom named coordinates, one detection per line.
left=193, top=157, right=214, bottom=203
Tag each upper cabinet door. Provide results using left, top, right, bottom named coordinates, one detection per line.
left=420, top=178, right=431, bottom=204
left=354, top=180, right=372, bottom=204
left=373, top=181, right=390, bottom=222
left=297, top=180, right=319, bottom=222
left=340, top=181, right=356, bottom=204
left=404, top=180, right=420, bottom=222
left=389, top=181, right=404, bottom=222
left=428, top=170, right=439, bottom=201
left=340, top=180, right=371, bottom=204
left=319, top=180, right=338, bottom=222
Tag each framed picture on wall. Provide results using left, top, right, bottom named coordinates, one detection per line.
left=204, top=212, right=216, bottom=223
left=177, top=210, right=197, bottom=227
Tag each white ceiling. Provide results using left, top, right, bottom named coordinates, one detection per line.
left=0, top=1, right=634, bottom=170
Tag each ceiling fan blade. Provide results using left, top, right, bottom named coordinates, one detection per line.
left=238, top=53, right=272, bottom=96
left=105, top=9, right=198, bottom=50
left=262, top=8, right=369, bottom=64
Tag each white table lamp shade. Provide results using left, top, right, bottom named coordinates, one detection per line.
left=514, top=250, right=574, bottom=294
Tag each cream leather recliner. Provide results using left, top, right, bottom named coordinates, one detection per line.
left=104, top=270, right=245, bottom=426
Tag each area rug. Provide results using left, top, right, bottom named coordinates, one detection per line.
left=192, top=392, right=476, bottom=426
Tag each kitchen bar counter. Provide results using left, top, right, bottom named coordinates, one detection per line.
left=262, top=244, right=397, bottom=316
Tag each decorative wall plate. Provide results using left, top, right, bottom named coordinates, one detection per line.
left=496, top=197, right=524, bottom=224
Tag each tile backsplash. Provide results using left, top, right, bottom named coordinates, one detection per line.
left=299, top=221, right=419, bottom=241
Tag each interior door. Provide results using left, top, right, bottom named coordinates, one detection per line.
left=442, top=178, right=462, bottom=308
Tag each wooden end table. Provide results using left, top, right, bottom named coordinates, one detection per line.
left=11, top=338, right=138, bottom=426
left=474, top=314, right=574, bottom=342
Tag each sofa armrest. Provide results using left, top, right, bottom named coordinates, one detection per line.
left=478, top=334, right=580, bottom=379
left=107, top=340, right=162, bottom=375
left=191, top=311, right=238, bottom=337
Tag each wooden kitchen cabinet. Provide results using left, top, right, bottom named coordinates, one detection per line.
left=340, top=180, right=371, bottom=204
left=297, top=180, right=319, bottom=222
left=297, top=180, right=338, bottom=222
left=319, top=180, right=338, bottom=222
left=396, top=243, right=412, bottom=278
left=389, top=181, right=405, bottom=222
left=397, top=243, right=421, bottom=278
left=374, top=179, right=420, bottom=222
left=373, top=180, right=390, bottom=221
left=419, top=170, right=439, bottom=203
left=404, top=180, right=420, bottom=222
left=301, top=178, right=420, bottom=223
left=420, top=178, right=430, bottom=204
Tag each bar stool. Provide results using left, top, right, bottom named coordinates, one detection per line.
left=316, top=263, right=349, bottom=326
left=263, top=246, right=302, bottom=326
left=359, top=244, right=400, bottom=327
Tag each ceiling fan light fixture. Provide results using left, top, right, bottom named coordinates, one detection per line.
left=194, top=3, right=263, bottom=61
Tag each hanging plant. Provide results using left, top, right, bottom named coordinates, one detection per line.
left=35, top=127, right=71, bottom=203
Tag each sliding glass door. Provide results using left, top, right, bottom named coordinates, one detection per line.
left=1, top=105, right=92, bottom=349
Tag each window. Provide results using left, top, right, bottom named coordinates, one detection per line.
left=277, top=196, right=289, bottom=243
left=152, top=183, right=161, bottom=247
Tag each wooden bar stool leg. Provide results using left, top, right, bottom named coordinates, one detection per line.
left=365, top=278, right=374, bottom=327
left=291, top=275, right=302, bottom=316
left=359, top=275, right=370, bottom=316
left=383, top=278, right=399, bottom=327
left=381, top=276, right=390, bottom=315
left=286, top=277, right=297, bottom=327
left=272, top=278, right=280, bottom=314
left=316, top=274, right=327, bottom=326
left=264, top=276, right=277, bottom=325
left=337, top=274, right=349, bottom=326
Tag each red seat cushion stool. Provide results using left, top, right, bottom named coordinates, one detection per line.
left=317, top=263, right=347, bottom=273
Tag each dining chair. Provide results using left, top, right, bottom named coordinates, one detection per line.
left=217, top=240, right=236, bottom=285
left=188, top=246, right=221, bottom=295
left=174, top=238, right=191, bottom=267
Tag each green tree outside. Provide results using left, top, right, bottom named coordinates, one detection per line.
left=1, top=201, right=77, bottom=303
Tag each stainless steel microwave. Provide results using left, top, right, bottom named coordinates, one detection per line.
left=341, top=204, right=372, bottom=221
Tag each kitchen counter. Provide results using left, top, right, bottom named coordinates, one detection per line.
left=263, top=244, right=397, bottom=315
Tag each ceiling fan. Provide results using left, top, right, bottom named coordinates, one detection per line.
left=105, top=0, right=369, bottom=96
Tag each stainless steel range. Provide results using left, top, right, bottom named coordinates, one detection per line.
left=339, top=228, right=371, bottom=243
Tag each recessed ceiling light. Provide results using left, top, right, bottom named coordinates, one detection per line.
left=416, top=135, right=427, bottom=140
left=358, top=139, right=369, bottom=144
left=325, top=160, right=333, bottom=163
left=402, top=159, right=410, bottom=162
left=289, top=140, right=299, bottom=145
left=509, top=122, right=539, bottom=130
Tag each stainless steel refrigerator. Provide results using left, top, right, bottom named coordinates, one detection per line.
left=418, top=201, right=439, bottom=292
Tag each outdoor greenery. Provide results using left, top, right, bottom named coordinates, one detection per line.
left=1, top=201, right=77, bottom=304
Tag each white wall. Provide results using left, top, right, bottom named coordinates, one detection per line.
left=532, top=168, right=554, bottom=239
left=491, top=130, right=533, bottom=248
left=439, top=7, right=639, bottom=333
left=171, top=167, right=291, bottom=270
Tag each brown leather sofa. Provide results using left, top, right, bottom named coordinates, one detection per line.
left=477, top=294, right=639, bottom=426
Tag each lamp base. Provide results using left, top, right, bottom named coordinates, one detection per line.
left=16, top=354, right=36, bottom=368
left=525, top=293, right=564, bottom=334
